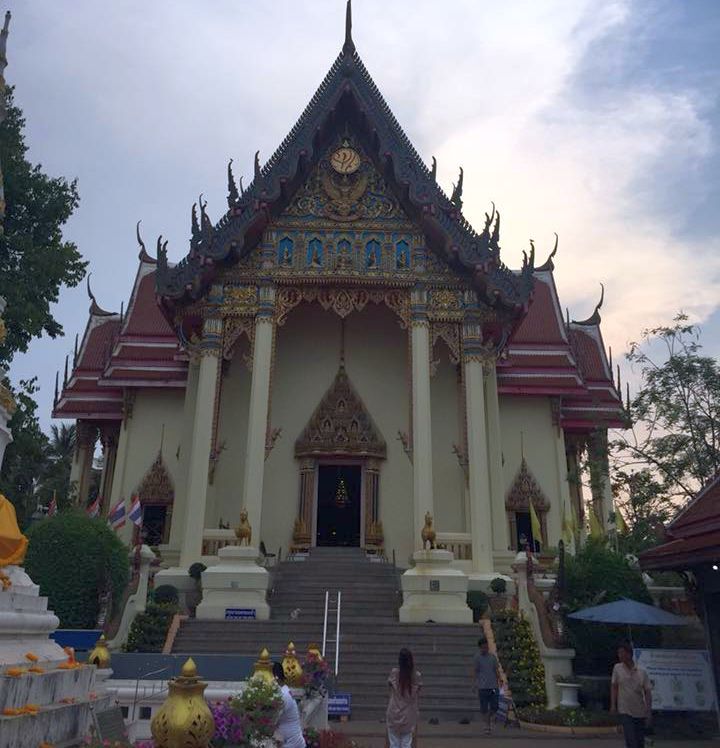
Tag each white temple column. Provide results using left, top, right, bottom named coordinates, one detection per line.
left=464, top=313, right=494, bottom=573
left=241, top=285, right=275, bottom=544
left=178, top=315, right=222, bottom=568
left=588, top=428, right=614, bottom=531
left=485, top=362, right=508, bottom=552
left=410, top=287, right=434, bottom=549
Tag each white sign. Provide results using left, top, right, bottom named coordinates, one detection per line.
left=634, top=648, right=716, bottom=712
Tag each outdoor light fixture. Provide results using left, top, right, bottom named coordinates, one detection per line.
left=712, top=564, right=719, bottom=571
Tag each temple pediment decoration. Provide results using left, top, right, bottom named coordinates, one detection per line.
left=505, top=457, right=550, bottom=513
left=295, top=365, right=386, bottom=459
left=136, top=451, right=174, bottom=506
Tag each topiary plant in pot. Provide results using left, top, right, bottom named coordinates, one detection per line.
left=186, top=562, right=206, bottom=617
left=489, top=576, right=508, bottom=613
left=467, top=590, right=490, bottom=622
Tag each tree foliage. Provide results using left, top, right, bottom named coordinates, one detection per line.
left=24, top=510, right=128, bottom=628
left=0, top=87, right=86, bottom=365
left=0, top=377, right=47, bottom=526
left=611, top=314, right=720, bottom=549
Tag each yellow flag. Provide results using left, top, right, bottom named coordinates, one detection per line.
left=615, top=508, right=628, bottom=535
left=530, top=501, right=543, bottom=548
left=589, top=507, right=604, bottom=539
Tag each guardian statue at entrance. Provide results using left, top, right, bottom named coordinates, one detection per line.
left=235, top=508, right=252, bottom=546
left=421, top=511, right=436, bottom=550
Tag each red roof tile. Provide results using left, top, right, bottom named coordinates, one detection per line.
left=511, top=275, right=566, bottom=346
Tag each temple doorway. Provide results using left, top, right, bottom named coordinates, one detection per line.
left=316, top=464, right=362, bottom=547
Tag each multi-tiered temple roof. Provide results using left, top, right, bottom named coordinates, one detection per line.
left=54, top=2, right=624, bottom=431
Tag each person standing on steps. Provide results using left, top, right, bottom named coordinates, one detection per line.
left=611, top=642, right=652, bottom=748
left=474, top=638, right=501, bottom=734
left=386, top=648, right=422, bottom=748
left=273, top=661, right=307, bottom=748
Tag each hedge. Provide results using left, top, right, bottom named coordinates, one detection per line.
left=25, top=510, right=129, bottom=628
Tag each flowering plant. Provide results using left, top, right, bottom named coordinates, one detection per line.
left=212, top=679, right=283, bottom=746
left=302, top=650, right=330, bottom=697
left=303, top=729, right=361, bottom=748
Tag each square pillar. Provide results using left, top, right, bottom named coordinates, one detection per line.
left=484, top=363, right=508, bottom=552
left=178, top=316, right=222, bottom=568
left=241, top=285, right=275, bottom=544
left=410, top=287, right=434, bottom=549
left=587, top=428, right=614, bottom=531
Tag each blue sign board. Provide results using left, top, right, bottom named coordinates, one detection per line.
left=224, top=608, right=256, bottom=620
left=51, top=629, right=102, bottom=651
left=328, top=693, right=351, bottom=716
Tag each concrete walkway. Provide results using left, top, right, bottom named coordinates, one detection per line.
left=334, top=720, right=711, bottom=746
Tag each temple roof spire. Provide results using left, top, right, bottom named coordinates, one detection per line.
left=343, top=0, right=355, bottom=55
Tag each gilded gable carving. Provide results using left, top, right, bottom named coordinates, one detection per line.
left=295, top=365, right=386, bottom=459
left=505, top=458, right=550, bottom=512
left=136, top=451, right=174, bottom=506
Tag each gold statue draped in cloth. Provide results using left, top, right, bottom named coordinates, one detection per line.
left=0, top=494, right=28, bottom=589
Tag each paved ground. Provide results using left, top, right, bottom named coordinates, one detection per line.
left=334, top=720, right=714, bottom=746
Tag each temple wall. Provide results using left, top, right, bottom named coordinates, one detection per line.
left=111, top=389, right=185, bottom=544
left=430, top=353, right=464, bottom=533
left=498, top=396, right=568, bottom=548
left=207, top=337, right=252, bottom=530
left=261, top=303, right=413, bottom=561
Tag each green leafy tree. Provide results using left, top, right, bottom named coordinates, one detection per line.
left=36, top=423, right=76, bottom=509
left=0, top=87, right=86, bottom=365
left=24, top=510, right=128, bottom=628
left=0, top=377, right=48, bottom=526
left=611, top=314, right=720, bottom=549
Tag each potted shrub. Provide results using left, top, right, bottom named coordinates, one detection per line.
left=187, top=562, right=206, bottom=617
left=466, top=590, right=490, bottom=622
left=554, top=673, right=582, bottom=708
left=489, top=577, right=508, bottom=613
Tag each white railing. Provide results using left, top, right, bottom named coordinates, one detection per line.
left=435, top=532, right=473, bottom=560
left=321, top=590, right=342, bottom=677
left=201, top=529, right=238, bottom=557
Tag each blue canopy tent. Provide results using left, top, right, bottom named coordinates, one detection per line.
left=568, top=597, right=692, bottom=644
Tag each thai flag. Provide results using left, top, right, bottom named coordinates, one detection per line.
left=128, top=495, right=142, bottom=528
left=87, top=498, right=100, bottom=519
left=47, top=494, right=57, bottom=517
left=108, top=500, right=126, bottom=530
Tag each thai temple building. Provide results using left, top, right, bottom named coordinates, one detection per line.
left=53, top=3, right=625, bottom=579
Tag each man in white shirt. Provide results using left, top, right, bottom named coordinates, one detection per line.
left=611, top=642, right=652, bottom=748
left=273, top=661, right=307, bottom=748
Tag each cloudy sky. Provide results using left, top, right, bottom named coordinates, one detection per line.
left=6, top=0, right=720, bottom=429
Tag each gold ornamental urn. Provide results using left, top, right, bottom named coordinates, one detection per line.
left=282, top=642, right=303, bottom=687
left=252, top=647, right=275, bottom=685
left=150, top=658, right=214, bottom=748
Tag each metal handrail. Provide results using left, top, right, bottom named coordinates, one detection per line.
left=132, top=666, right=171, bottom=720
left=334, top=590, right=341, bottom=677
left=321, top=590, right=330, bottom=658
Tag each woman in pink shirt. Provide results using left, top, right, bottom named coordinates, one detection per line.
left=386, top=648, right=422, bottom=748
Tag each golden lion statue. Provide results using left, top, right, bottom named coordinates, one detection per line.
left=235, top=508, right=252, bottom=546
left=421, top=511, right=436, bottom=550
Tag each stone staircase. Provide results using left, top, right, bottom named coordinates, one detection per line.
left=172, top=547, right=484, bottom=721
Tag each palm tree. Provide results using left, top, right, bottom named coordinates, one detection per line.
left=37, top=423, right=76, bottom=509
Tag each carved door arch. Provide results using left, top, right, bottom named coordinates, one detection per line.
left=505, top=458, right=550, bottom=551
left=135, top=452, right=175, bottom=546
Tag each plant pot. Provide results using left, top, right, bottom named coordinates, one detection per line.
left=489, top=595, right=507, bottom=614
left=556, top=681, right=581, bottom=708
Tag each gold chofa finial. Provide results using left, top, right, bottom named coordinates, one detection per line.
left=343, top=0, right=355, bottom=55
left=181, top=657, right=197, bottom=678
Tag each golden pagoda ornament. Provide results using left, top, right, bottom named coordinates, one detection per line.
left=282, top=642, right=303, bottom=687
left=252, top=647, right=275, bottom=685
left=87, top=634, right=111, bottom=669
left=335, top=478, right=350, bottom=508
left=150, top=658, right=214, bottom=748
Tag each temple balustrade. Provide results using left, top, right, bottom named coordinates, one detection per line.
left=201, top=528, right=239, bottom=558
left=435, top=531, right=472, bottom=561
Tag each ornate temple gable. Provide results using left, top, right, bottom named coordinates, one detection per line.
left=505, top=457, right=550, bottom=513
left=136, top=451, right=174, bottom=506
left=156, top=3, right=534, bottom=322
left=295, top=364, right=386, bottom=460
left=221, top=136, right=469, bottom=291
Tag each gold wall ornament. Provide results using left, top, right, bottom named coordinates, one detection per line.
left=282, top=642, right=304, bottom=687
left=421, top=511, right=437, bottom=550
left=222, top=285, right=258, bottom=316
left=295, top=365, right=386, bottom=460
left=431, top=322, right=461, bottom=366
left=222, top=316, right=254, bottom=361
left=252, top=647, right=275, bottom=685
left=87, top=634, right=111, bottom=669
left=265, top=426, right=282, bottom=460
left=235, top=508, right=252, bottom=546
left=150, top=657, right=214, bottom=748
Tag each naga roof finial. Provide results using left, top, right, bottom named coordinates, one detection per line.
left=136, top=220, right=155, bottom=263
left=191, top=202, right=200, bottom=244
left=572, top=282, right=605, bottom=326
left=343, top=0, right=355, bottom=55
left=254, top=150, right=261, bottom=182
left=430, top=156, right=437, bottom=182
left=536, top=233, right=559, bottom=272
left=227, top=158, right=240, bottom=208
left=86, top=273, right=113, bottom=316
left=450, top=166, right=463, bottom=210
